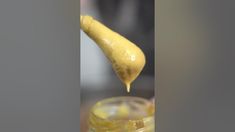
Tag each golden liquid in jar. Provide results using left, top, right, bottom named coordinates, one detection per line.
left=88, top=97, right=155, bottom=132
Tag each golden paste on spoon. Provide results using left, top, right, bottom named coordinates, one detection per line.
left=80, top=15, right=145, bottom=92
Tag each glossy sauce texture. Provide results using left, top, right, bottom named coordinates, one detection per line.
left=80, top=15, right=146, bottom=92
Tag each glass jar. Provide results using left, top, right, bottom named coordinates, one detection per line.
left=88, top=96, right=155, bottom=132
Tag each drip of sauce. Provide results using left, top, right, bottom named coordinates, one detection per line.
left=80, top=15, right=145, bottom=92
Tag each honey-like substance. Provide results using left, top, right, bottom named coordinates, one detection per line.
left=88, top=97, right=155, bottom=132
left=80, top=15, right=146, bottom=92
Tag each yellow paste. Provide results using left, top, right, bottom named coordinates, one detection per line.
left=80, top=15, right=146, bottom=92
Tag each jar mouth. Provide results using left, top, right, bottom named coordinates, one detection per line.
left=88, top=96, right=155, bottom=131
left=90, top=96, right=154, bottom=122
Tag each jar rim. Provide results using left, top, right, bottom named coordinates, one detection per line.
left=90, top=96, right=154, bottom=122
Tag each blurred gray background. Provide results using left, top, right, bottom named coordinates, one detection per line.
left=0, top=0, right=79, bottom=132
left=157, top=0, right=235, bottom=131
